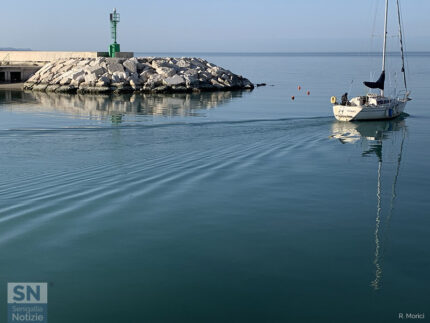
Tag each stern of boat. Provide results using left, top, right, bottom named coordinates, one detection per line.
left=332, top=104, right=363, bottom=122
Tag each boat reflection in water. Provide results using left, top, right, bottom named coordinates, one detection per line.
left=0, top=90, right=249, bottom=120
left=330, top=116, right=407, bottom=290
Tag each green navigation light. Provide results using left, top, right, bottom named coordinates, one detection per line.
left=109, top=8, right=121, bottom=57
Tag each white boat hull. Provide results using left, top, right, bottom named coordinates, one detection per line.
left=333, top=99, right=407, bottom=122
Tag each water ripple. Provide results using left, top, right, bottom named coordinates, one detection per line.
left=0, top=116, right=334, bottom=245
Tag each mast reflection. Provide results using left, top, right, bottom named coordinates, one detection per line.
left=330, top=116, right=407, bottom=290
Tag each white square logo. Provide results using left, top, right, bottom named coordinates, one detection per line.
left=8, top=283, right=48, bottom=304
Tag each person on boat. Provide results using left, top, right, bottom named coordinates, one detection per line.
left=341, top=93, right=349, bottom=106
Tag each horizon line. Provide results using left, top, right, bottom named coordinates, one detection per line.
left=134, top=51, right=430, bottom=56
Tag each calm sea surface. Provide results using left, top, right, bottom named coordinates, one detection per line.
left=0, top=53, right=429, bottom=323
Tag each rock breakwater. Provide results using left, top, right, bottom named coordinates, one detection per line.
left=24, top=57, right=254, bottom=94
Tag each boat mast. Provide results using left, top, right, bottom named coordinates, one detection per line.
left=381, top=0, right=389, bottom=96
left=396, top=0, right=408, bottom=92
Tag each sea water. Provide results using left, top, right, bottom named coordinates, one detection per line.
left=0, top=53, right=429, bottom=323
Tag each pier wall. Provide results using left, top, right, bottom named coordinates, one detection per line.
left=0, top=51, right=133, bottom=64
left=0, top=51, right=107, bottom=64
left=0, top=66, right=40, bottom=83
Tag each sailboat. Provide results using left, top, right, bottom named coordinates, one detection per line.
left=332, top=0, right=411, bottom=122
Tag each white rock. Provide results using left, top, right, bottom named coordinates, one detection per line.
left=210, top=79, right=225, bottom=88
left=63, top=59, right=75, bottom=66
left=36, top=63, right=52, bottom=74
left=198, top=72, right=211, bottom=81
left=151, top=59, right=171, bottom=69
left=51, top=64, right=65, bottom=74
left=113, top=71, right=127, bottom=80
left=176, top=59, right=191, bottom=68
left=144, top=74, right=163, bottom=88
left=76, top=75, right=85, bottom=83
left=59, top=77, right=71, bottom=85
left=85, top=66, right=105, bottom=77
left=123, top=58, right=138, bottom=73
left=164, top=75, right=185, bottom=86
left=78, top=59, right=90, bottom=66
left=107, top=62, right=124, bottom=74
left=27, top=74, right=39, bottom=83
left=156, top=67, right=177, bottom=77
left=139, top=70, right=154, bottom=83
left=184, top=74, right=199, bottom=87
left=139, top=63, right=154, bottom=71
left=130, top=79, right=140, bottom=89
left=208, top=66, right=224, bottom=77
left=71, top=71, right=85, bottom=80
left=184, top=69, right=198, bottom=77
left=70, top=80, right=80, bottom=87
left=84, top=73, right=97, bottom=83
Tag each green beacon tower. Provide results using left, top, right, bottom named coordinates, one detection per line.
left=109, top=8, right=120, bottom=57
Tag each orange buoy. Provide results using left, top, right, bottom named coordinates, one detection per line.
left=291, top=96, right=295, bottom=100
left=307, top=91, right=310, bottom=95
left=297, top=85, right=301, bottom=90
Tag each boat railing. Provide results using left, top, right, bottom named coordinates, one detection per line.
left=396, top=89, right=410, bottom=100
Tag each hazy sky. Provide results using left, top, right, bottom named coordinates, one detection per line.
left=1, top=0, right=429, bottom=52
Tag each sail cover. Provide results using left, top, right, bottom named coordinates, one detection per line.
left=363, top=71, right=385, bottom=90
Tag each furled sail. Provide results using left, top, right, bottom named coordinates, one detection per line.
left=363, top=71, right=385, bottom=90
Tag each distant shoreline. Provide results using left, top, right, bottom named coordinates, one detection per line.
left=0, top=48, right=32, bottom=51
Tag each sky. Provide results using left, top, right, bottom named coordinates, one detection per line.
left=1, top=0, right=429, bottom=52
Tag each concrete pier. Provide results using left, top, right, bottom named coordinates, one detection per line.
left=0, top=51, right=133, bottom=84
left=0, top=51, right=133, bottom=64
